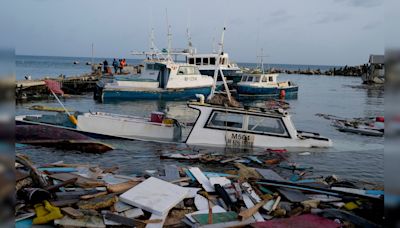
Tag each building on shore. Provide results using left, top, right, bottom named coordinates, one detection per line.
left=361, top=54, right=385, bottom=84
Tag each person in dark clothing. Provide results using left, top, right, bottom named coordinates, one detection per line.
left=112, top=59, right=119, bottom=74
left=119, top=59, right=123, bottom=74
left=103, top=60, right=109, bottom=73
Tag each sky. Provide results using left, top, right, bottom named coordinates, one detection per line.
left=1, top=0, right=385, bottom=65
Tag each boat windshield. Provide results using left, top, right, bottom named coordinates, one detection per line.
left=241, top=76, right=248, bottom=82
left=207, top=111, right=244, bottom=130
left=177, top=66, right=201, bottom=75
left=247, top=116, right=287, bottom=135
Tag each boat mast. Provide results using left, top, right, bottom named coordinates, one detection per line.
left=91, top=43, right=94, bottom=66
left=165, top=8, right=172, bottom=62
left=207, top=27, right=232, bottom=103
left=257, top=48, right=268, bottom=74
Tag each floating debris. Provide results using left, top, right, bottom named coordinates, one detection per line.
left=15, top=153, right=383, bottom=227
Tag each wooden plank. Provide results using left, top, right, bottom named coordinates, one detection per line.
left=189, top=167, right=214, bottom=192
left=242, top=194, right=265, bottom=222
left=120, top=177, right=189, bottom=216
left=54, top=215, right=105, bottom=228
left=49, top=173, right=105, bottom=188
left=145, top=213, right=168, bottom=228
left=255, top=169, right=285, bottom=181
left=61, top=207, right=84, bottom=219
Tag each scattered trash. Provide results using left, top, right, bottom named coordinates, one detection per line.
left=14, top=153, right=383, bottom=227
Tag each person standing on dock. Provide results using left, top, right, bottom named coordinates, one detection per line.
left=103, top=59, right=109, bottom=73
left=112, top=58, right=119, bottom=74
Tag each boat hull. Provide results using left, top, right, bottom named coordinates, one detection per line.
left=101, top=86, right=211, bottom=101
left=237, top=85, right=299, bottom=96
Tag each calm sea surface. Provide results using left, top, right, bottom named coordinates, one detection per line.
left=15, top=55, right=383, bottom=184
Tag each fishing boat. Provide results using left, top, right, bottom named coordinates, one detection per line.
left=185, top=52, right=242, bottom=84
left=16, top=100, right=332, bottom=148
left=236, top=48, right=298, bottom=98
left=236, top=73, right=298, bottom=98
left=185, top=98, right=332, bottom=148
left=16, top=111, right=183, bottom=142
left=97, top=61, right=214, bottom=101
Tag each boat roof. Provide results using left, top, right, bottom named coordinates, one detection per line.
left=186, top=53, right=230, bottom=58
left=187, top=101, right=287, bottom=117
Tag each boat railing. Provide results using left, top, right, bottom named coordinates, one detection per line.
left=83, top=112, right=174, bottom=126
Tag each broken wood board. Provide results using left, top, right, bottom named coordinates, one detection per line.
left=120, top=177, right=189, bottom=216
left=54, top=215, right=105, bottom=228
left=185, top=206, right=226, bottom=223
left=145, top=213, right=168, bottom=228
left=78, top=194, right=117, bottom=210
left=242, top=194, right=265, bottom=222
left=189, top=167, right=214, bottom=192
left=61, top=207, right=84, bottom=219
left=49, top=173, right=105, bottom=188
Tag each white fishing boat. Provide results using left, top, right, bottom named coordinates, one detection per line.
left=16, top=111, right=183, bottom=142
left=185, top=98, right=332, bottom=148
left=97, top=61, right=214, bottom=101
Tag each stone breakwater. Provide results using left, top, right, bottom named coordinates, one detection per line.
left=244, top=65, right=366, bottom=77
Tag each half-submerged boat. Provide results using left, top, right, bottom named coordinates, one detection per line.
left=16, top=96, right=331, bottom=148
left=237, top=73, right=298, bottom=98
left=185, top=97, right=331, bottom=148
left=98, top=61, right=214, bottom=102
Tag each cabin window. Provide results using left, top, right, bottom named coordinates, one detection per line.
left=196, top=58, right=201, bottom=65
left=203, top=58, right=209, bottom=65
left=269, top=76, right=273, bottom=82
left=247, top=76, right=254, bottom=82
left=207, top=111, right=244, bottom=130
left=146, top=64, right=154, bottom=70
left=247, top=116, right=287, bottom=135
left=188, top=58, right=194, bottom=65
left=262, top=77, right=268, bottom=82
left=241, top=76, right=248, bottom=82
left=210, top=57, right=216, bottom=65
left=177, top=66, right=200, bottom=75
left=254, top=76, right=261, bottom=82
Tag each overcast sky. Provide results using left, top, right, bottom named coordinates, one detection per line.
left=2, top=0, right=385, bottom=65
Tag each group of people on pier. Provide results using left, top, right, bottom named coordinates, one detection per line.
left=102, top=58, right=126, bottom=74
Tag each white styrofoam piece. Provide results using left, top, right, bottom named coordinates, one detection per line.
left=122, top=208, right=144, bottom=218
left=185, top=187, right=201, bottom=198
left=242, top=194, right=265, bottom=222
left=194, top=194, right=209, bottom=211
left=120, top=177, right=189, bottom=216
left=145, top=213, right=168, bottom=228
left=185, top=206, right=226, bottom=223
left=209, top=177, right=231, bottom=187
left=189, top=167, right=214, bottom=192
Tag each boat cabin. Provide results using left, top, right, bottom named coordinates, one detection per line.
left=241, top=74, right=278, bottom=84
left=186, top=102, right=332, bottom=148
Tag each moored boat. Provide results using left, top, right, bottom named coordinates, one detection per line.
left=98, top=61, right=214, bottom=102
left=237, top=73, right=298, bottom=98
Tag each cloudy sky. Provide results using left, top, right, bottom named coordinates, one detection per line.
left=2, top=0, right=385, bottom=65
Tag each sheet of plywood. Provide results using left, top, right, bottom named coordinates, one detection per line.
left=120, top=177, right=189, bottom=216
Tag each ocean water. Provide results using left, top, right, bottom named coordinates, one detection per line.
left=16, top=55, right=340, bottom=80
left=15, top=55, right=383, bottom=185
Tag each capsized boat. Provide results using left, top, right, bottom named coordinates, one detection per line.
left=237, top=73, right=298, bottom=98
left=97, top=61, right=214, bottom=102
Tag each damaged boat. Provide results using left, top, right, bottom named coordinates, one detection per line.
left=16, top=97, right=331, bottom=148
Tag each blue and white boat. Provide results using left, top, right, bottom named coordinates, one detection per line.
left=98, top=60, right=214, bottom=102
left=237, top=73, right=298, bottom=98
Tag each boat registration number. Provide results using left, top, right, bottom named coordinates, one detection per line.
left=225, top=132, right=254, bottom=148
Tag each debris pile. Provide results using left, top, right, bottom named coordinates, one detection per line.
left=15, top=153, right=383, bottom=227
left=316, top=113, right=384, bottom=137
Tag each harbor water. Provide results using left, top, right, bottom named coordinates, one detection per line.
left=15, top=56, right=384, bottom=185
